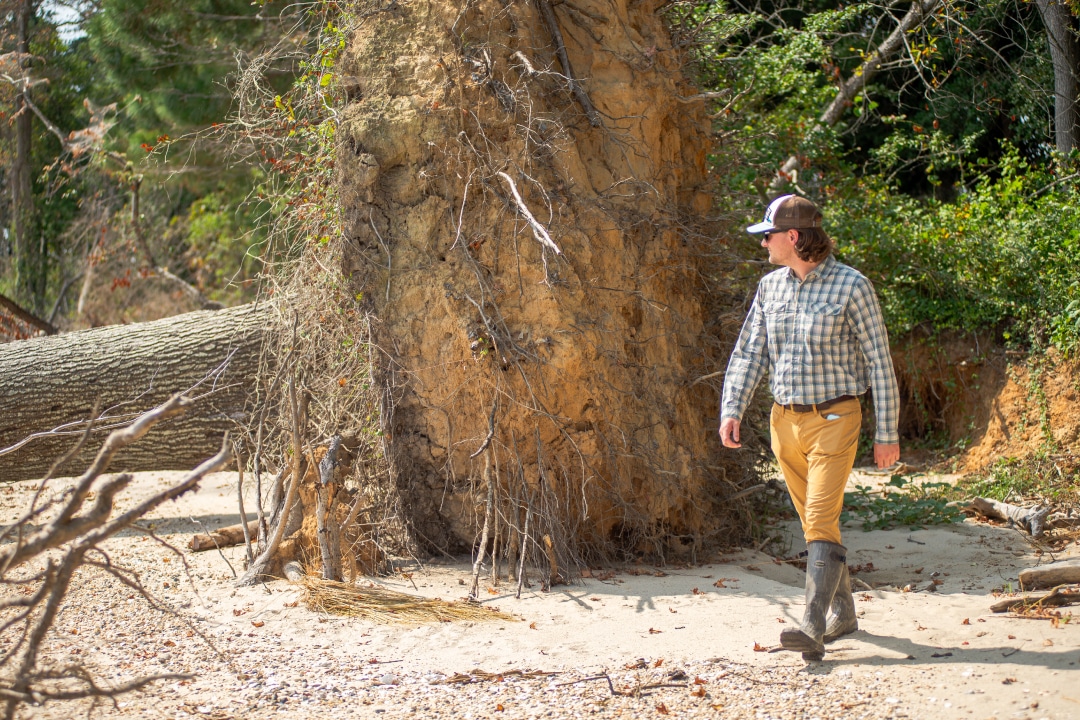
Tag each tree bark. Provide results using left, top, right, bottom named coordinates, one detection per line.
left=1034, top=0, right=1080, bottom=154
left=12, top=0, right=38, bottom=309
left=1019, top=558, right=1080, bottom=589
left=0, top=303, right=270, bottom=482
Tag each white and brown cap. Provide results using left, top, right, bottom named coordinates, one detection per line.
left=746, top=194, right=822, bottom=234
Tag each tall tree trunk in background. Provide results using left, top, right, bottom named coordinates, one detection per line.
left=1035, top=0, right=1080, bottom=154
left=11, top=0, right=38, bottom=310
left=0, top=303, right=267, bottom=482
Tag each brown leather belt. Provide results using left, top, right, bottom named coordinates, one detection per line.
left=777, top=395, right=858, bottom=413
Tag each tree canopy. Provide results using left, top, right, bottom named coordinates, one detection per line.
left=1, top=0, right=1079, bottom=349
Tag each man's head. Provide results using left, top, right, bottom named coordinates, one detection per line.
left=747, top=195, right=833, bottom=265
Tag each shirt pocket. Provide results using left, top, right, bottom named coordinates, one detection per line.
left=762, top=301, right=790, bottom=315
left=806, top=301, right=844, bottom=340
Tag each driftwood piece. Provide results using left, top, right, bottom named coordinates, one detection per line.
left=1020, top=558, right=1080, bottom=589
left=969, top=497, right=1051, bottom=537
left=316, top=435, right=343, bottom=582
left=189, top=520, right=260, bottom=552
left=991, top=586, right=1080, bottom=613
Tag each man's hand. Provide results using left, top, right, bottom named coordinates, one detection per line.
left=874, top=443, right=900, bottom=469
left=719, top=418, right=742, bottom=448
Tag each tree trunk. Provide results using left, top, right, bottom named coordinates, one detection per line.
left=12, top=0, right=37, bottom=310
left=0, top=303, right=269, bottom=482
left=1035, top=0, right=1080, bottom=154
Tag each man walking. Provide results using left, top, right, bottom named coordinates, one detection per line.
left=719, top=194, right=900, bottom=661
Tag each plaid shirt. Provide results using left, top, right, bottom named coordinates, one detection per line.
left=721, top=254, right=900, bottom=444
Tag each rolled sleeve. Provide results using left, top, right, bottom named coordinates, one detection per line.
left=849, top=280, right=900, bottom=444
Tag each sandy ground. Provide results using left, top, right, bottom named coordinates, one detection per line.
left=2, top=470, right=1079, bottom=719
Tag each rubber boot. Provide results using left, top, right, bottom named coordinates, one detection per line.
left=823, top=562, right=858, bottom=643
left=780, top=541, right=846, bottom=661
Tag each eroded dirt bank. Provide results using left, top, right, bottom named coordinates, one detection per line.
left=3, top=471, right=1078, bottom=719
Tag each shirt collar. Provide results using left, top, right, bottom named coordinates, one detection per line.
left=787, top=254, right=836, bottom=283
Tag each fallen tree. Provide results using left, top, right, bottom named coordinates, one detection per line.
left=0, top=303, right=269, bottom=482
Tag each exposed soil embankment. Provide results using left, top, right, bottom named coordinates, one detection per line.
left=892, top=331, right=1080, bottom=469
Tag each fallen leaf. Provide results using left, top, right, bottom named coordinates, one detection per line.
left=529, top=622, right=537, bottom=630
left=669, top=608, right=677, bottom=613
left=649, top=628, right=662, bottom=634
left=487, top=588, right=498, bottom=595
left=590, top=597, right=602, bottom=601
left=886, top=545, right=895, bottom=549
left=753, top=642, right=767, bottom=652
left=232, top=608, right=247, bottom=617
left=163, top=640, right=176, bottom=647
left=977, top=618, right=986, bottom=623
left=962, top=618, right=971, bottom=625
left=251, top=620, right=264, bottom=628
left=692, top=587, right=703, bottom=595
left=914, top=567, right=924, bottom=574
left=860, top=593, right=874, bottom=601
left=711, top=704, right=724, bottom=711
left=495, top=704, right=504, bottom=712
left=962, top=641, right=969, bottom=645
left=694, top=676, right=707, bottom=685
left=655, top=702, right=669, bottom=714
left=713, top=580, right=726, bottom=588
left=284, top=601, right=299, bottom=608
left=777, top=618, right=786, bottom=623
left=624, top=659, right=647, bottom=670
left=653, top=658, right=664, bottom=668
left=1008, top=634, right=1016, bottom=640
left=691, top=685, right=706, bottom=697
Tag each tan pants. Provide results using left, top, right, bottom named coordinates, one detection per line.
left=770, top=398, right=862, bottom=545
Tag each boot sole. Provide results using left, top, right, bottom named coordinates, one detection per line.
left=779, top=629, right=824, bottom=655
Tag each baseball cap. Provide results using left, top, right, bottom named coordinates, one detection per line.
left=746, top=195, right=822, bottom=234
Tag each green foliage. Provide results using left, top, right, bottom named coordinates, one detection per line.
left=832, top=146, right=1080, bottom=348
left=842, top=475, right=965, bottom=531
left=954, top=454, right=1080, bottom=505
left=173, top=183, right=269, bottom=302
left=85, top=0, right=293, bottom=155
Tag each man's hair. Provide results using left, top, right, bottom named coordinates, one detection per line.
left=793, top=227, right=833, bottom=263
